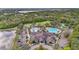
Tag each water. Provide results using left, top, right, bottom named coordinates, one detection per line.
left=47, top=28, right=58, bottom=33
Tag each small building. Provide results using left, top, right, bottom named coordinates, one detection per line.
left=30, top=27, right=40, bottom=32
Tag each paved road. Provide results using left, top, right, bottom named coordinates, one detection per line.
left=58, top=29, right=73, bottom=48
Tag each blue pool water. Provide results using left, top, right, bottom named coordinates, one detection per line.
left=48, top=28, right=58, bottom=33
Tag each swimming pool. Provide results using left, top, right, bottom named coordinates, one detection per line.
left=47, top=28, right=58, bottom=33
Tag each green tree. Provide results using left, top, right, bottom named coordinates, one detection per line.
left=71, top=37, right=79, bottom=50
